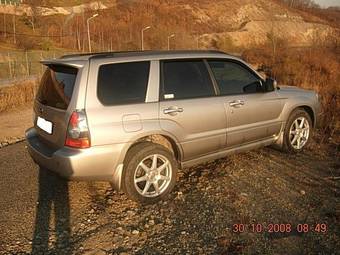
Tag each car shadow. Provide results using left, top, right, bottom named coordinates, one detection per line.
left=31, top=167, right=72, bottom=254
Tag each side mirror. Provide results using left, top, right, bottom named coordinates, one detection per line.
left=264, top=78, right=277, bottom=92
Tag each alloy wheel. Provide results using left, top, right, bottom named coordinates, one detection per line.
left=133, top=154, right=172, bottom=197
left=289, top=117, right=310, bottom=150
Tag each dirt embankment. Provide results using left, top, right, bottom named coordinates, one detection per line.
left=196, top=1, right=339, bottom=48
left=0, top=80, right=37, bottom=147
left=0, top=1, right=113, bottom=16
left=0, top=79, right=37, bottom=113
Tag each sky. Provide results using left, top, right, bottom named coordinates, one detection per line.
left=314, top=0, right=340, bottom=7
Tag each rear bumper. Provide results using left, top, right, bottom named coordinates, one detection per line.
left=25, top=127, right=125, bottom=183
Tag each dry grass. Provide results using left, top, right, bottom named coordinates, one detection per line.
left=0, top=80, right=38, bottom=113
left=243, top=46, right=340, bottom=140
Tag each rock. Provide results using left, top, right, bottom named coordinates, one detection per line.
left=112, top=235, right=121, bottom=243
left=176, top=192, right=184, bottom=200
left=84, top=250, right=106, bottom=255
left=148, top=219, right=155, bottom=226
left=300, top=190, right=306, bottom=195
left=132, top=230, right=139, bottom=235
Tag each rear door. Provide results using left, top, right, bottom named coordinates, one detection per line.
left=159, top=59, right=227, bottom=161
left=85, top=60, right=158, bottom=146
left=207, top=59, right=283, bottom=147
left=34, top=64, right=78, bottom=149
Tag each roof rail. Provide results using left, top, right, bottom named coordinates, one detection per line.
left=60, top=50, right=228, bottom=60
left=60, top=50, right=157, bottom=59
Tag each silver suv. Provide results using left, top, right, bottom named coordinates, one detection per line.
left=26, top=50, right=320, bottom=203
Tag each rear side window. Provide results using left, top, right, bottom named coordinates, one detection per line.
left=161, top=60, right=215, bottom=100
left=97, top=61, right=150, bottom=105
left=36, top=65, right=78, bottom=110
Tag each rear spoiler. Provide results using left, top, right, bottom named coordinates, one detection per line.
left=40, top=60, right=85, bottom=69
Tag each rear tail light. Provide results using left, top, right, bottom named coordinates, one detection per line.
left=65, top=110, right=91, bottom=149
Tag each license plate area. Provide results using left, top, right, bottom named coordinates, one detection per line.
left=37, top=116, right=53, bottom=134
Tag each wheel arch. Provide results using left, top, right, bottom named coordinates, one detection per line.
left=134, top=134, right=182, bottom=162
left=118, top=131, right=183, bottom=166
left=289, top=105, right=315, bottom=127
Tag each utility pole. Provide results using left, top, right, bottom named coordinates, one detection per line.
left=141, top=26, right=151, bottom=51
left=167, top=34, right=175, bottom=50
left=87, top=13, right=98, bottom=53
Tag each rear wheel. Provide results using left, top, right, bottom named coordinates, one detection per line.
left=283, top=109, right=312, bottom=153
left=122, top=142, right=177, bottom=204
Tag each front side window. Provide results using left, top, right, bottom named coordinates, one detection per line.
left=161, top=60, right=215, bottom=100
left=97, top=61, right=150, bottom=105
left=208, top=60, right=262, bottom=95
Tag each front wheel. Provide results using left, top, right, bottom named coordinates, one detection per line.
left=122, top=142, right=177, bottom=204
left=283, top=109, right=312, bottom=153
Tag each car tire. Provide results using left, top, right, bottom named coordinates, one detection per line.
left=122, top=142, right=177, bottom=204
left=282, top=109, right=312, bottom=153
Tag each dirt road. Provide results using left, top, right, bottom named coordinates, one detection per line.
left=0, top=138, right=339, bottom=254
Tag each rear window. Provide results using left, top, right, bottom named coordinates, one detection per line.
left=36, top=65, right=78, bottom=110
left=97, top=61, right=150, bottom=105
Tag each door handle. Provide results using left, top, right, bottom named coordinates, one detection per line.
left=229, top=100, right=245, bottom=107
left=163, top=107, right=183, bottom=115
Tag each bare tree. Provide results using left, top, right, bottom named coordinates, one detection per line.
left=3, top=13, right=6, bottom=38
left=12, top=14, right=16, bottom=44
left=24, top=0, right=41, bottom=32
left=75, top=16, right=82, bottom=51
left=266, top=22, right=278, bottom=62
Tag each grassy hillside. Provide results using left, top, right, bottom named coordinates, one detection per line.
left=0, top=0, right=338, bottom=52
